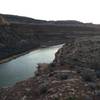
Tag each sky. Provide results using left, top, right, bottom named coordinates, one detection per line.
left=0, top=0, right=100, bottom=24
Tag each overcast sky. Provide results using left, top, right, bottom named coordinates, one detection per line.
left=0, top=0, right=100, bottom=24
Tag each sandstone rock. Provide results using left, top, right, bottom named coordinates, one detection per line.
left=0, top=15, right=9, bottom=25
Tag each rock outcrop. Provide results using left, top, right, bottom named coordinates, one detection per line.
left=53, top=36, right=100, bottom=70
left=0, top=15, right=9, bottom=25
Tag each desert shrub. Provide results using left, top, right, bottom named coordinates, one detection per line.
left=80, top=69, right=96, bottom=82
left=96, top=84, right=100, bottom=90
left=82, top=74, right=93, bottom=82
left=39, top=83, right=48, bottom=94
left=48, top=63, right=55, bottom=72
left=83, top=95, right=93, bottom=100
left=59, top=74, right=68, bottom=80
left=66, top=96, right=78, bottom=100
left=56, top=72, right=68, bottom=80
left=53, top=96, right=59, bottom=100
left=95, top=90, right=100, bottom=96
left=49, top=63, right=55, bottom=67
left=95, top=70, right=100, bottom=78
left=87, top=82, right=96, bottom=90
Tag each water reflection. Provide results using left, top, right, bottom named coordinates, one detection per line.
left=0, top=45, right=63, bottom=87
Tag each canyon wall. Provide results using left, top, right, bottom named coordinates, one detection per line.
left=0, top=14, right=100, bottom=60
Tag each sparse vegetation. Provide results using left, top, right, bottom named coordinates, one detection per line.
left=39, top=84, right=48, bottom=94
left=80, top=69, right=96, bottom=82
left=66, top=96, right=78, bottom=100
left=96, top=70, right=100, bottom=78
left=59, top=73, right=68, bottom=80
left=82, top=74, right=93, bottom=82
left=53, top=96, right=60, bottom=100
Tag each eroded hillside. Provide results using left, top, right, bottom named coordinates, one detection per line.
left=0, top=14, right=100, bottom=61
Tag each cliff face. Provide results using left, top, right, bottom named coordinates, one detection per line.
left=0, top=25, right=39, bottom=60
left=53, top=36, right=100, bottom=70
left=1, top=14, right=100, bottom=61
left=0, top=36, right=100, bottom=100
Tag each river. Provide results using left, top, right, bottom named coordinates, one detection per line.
left=0, top=45, right=63, bottom=87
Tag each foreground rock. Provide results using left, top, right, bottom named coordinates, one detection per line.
left=0, top=37, right=100, bottom=100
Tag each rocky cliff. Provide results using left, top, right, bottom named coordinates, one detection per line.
left=0, top=36, right=100, bottom=100
left=0, top=14, right=100, bottom=60
left=53, top=36, right=100, bottom=70
left=1, top=14, right=100, bottom=61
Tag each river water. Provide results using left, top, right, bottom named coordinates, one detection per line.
left=0, top=45, right=63, bottom=87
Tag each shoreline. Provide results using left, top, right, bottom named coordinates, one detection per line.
left=0, top=44, right=63, bottom=88
left=0, top=44, right=64, bottom=64
left=0, top=48, right=38, bottom=64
